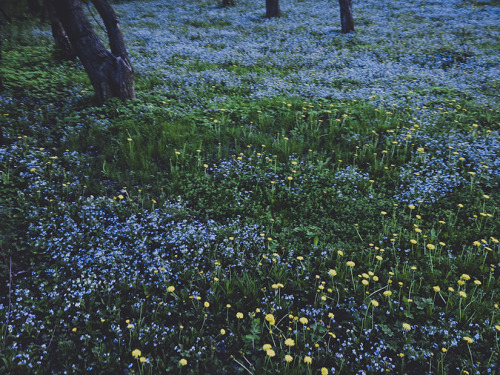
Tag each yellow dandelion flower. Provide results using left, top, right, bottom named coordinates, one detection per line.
left=139, top=357, right=147, bottom=363
left=474, top=280, right=481, bottom=285
left=328, top=269, right=337, bottom=276
left=285, top=354, right=293, bottom=362
left=494, top=325, right=500, bottom=332
left=362, top=279, right=369, bottom=286
left=463, top=336, right=473, bottom=344
left=459, top=291, right=467, bottom=298
left=408, top=205, right=415, bottom=210
left=167, top=286, right=175, bottom=293
left=346, top=261, right=355, bottom=267
left=285, top=338, right=295, bottom=346
left=402, top=323, right=411, bottom=331
left=299, top=317, right=308, bottom=325
left=132, top=349, right=142, bottom=358
left=371, top=300, right=379, bottom=307
left=262, top=344, right=272, bottom=351
left=304, top=356, right=312, bottom=364
left=179, top=358, right=187, bottom=366
left=220, top=329, right=226, bottom=335
left=236, top=312, right=244, bottom=319
left=426, top=244, right=435, bottom=250
left=266, top=349, right=275, bottom=357
left=383, top=290, right=392, bottom=297
left=265, top=314, right=275, bottom=325
left=433, top=286, right=440, bottom=293
left=204, top=302, right=210, bottom=308
left=461, top=274, right=471, bottom=281
left=321, top=367, right=329, bottom=375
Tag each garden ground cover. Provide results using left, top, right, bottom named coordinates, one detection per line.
left=0, top=0, right=499, bottom=373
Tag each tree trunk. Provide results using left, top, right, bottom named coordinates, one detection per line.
left=50, top=17, right=75, bottom=59
left=46, top=2, right=75, bottom=60
left=50, top=0, right=135, bottom=104
left=265, top=0, right=280, bottom=18
left=339, top=0, right=354, bottom=33
left=27, top=0, right=42, bottom=15
left=222, top=0, right=235, bottom=7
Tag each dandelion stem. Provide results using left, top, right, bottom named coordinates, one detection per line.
left=233, top=358, right=253, bottom=374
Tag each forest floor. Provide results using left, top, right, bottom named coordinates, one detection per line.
left=0, top=0, right=499, bottom=373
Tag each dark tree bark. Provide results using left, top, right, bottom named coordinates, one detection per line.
left=222, top=0, right=235, bottom=7
left=50, top=16, right=75, bottom=59
left=27, top=0, right=42, bottom=14
left=339, top=0, right=354, bottom=33
left=46, top=2, right=75, bottom=59
left=50, top=0, right=135, bottom=104
left=265, top=0, right=280, bottom=18
left=0, top=5, right=11, bottom=22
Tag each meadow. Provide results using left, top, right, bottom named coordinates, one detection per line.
left=0, top=0, right=499, bottom=373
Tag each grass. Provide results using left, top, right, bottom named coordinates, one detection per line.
left=0, top=0, right=499, bottom=374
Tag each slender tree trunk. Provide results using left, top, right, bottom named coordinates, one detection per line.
left=27, top=0, right=42, bottom=14
left=0, top=6, right=11, bottom=23
left=46, top=2, right=75, bottom=60
left=339, top=0, right=354, bottom=33
left=265, top=0, right=280, bottom=18
left=222, top=0, right=235, bottom=7
left=50, top=0, right=134, bottom=104
left=50, top=17, right=75, bottom=59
